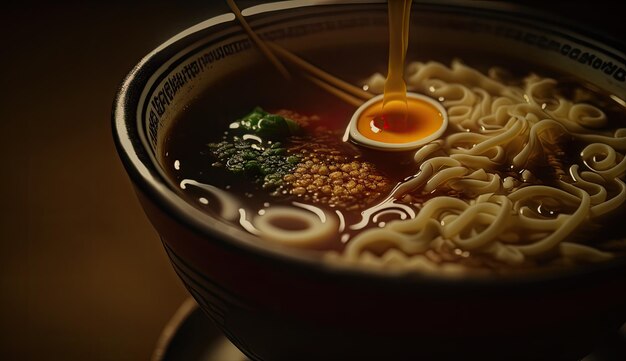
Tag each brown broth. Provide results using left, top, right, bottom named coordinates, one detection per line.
left=161, top=47, right=626, bottom=270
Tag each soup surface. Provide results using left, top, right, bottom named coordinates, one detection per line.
left=162, top=45, right=626, bottom=276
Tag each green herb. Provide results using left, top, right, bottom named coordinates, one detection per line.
left=231, top=107, right=301, bottom=138
left=207, top=107, right=305, bottom=190
left=208, top=137, right=299, bottom=190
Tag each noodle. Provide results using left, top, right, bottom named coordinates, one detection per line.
left=253, top=206, right=337, bottom=247
left=325, top=60, right=626, bottom=273
left=172, top=59, right=625, bottom=275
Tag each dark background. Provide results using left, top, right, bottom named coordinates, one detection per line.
left=0, top=1, right=622, bottom=360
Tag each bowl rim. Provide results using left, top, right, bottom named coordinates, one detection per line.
left=112, top=0, right=626, bottom=291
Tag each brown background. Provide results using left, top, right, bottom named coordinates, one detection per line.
left=0, top=1, right=622, bottom=361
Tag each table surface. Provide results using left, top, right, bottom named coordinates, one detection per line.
left=0, top=1, right=622, bottom=360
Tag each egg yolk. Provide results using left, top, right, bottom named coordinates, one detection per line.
left=356, top=97, right=443, bottom=144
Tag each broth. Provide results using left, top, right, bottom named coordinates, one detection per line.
left=162, top=44, right=626, bottom=275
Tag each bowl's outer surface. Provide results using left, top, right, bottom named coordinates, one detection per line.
left=113, top=2, right=626, bottom=360
left=138, top=187, right=626, bottom=361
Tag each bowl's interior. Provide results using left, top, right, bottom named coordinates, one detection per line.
left=140, top=1, right=625, bottom=162
left=119, top=0, right=626, bottom=282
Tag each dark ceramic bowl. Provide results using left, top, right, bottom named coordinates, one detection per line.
left=113, top=1, right=626, bottom=360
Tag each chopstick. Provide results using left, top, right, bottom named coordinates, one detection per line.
left=225, top=0, right=373, bottom=106
left=266, top=42, right=374, bottom=103
left=225, top=0, right=291, bottom=80
left=303, top=74, right=364, bottom=107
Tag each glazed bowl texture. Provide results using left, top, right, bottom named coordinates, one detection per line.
left=113, top=2, right=626, bottom=360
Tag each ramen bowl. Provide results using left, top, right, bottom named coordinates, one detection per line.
left=113, top=1, right=626, bottom=360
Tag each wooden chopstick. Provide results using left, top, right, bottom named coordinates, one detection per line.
left=225, top=0, right=291, bottom=80
left=267, top=42, right=374, bottom=102
left=303, top=74, right=364, bottom=107
left=227, top=0, right=373, bottom=106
